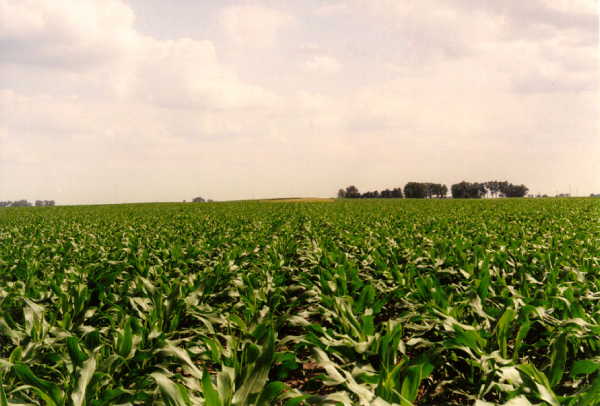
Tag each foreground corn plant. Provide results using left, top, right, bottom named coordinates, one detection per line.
left=0, top=198, right=599, bottom=405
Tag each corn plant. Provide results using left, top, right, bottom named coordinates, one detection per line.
left=0, top=198, right=598, bottom=405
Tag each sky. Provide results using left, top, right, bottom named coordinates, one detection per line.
left=0, top=0, right=598, bottom=204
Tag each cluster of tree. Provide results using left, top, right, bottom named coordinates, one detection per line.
left=337, top=182, right=449, bottom=199
left=35, top=200, right=56, bottom=207
left=450, top=182, right=486, bottom=199
left=451, top=181, right=528, bottom=198
left=492, top=182, right=528, bottom=198
left=403, top=182, right=448, bottom=198
left=338, top=180, right=529, bottom=200
left=191, top=197, right=214, bottom=203
left=0, top=200, right=55, bottom=207
left=482, top=180, right=521, bottom=198
left=338, top=186, right=403, bottom=199
left=591, top=193, right=600, bottom=198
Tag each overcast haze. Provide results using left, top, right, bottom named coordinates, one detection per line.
left=0, top=0, right=598, bottom=204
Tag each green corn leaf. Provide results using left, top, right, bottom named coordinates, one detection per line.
left=513, top=319, right=531, bottom=361
left=66, top=336, right=89, bottom=368
left=161, top=342, right=203, bottom=379
left=255, top=381, right=286, bottom=406
left=449, top=328, right=486, bottom=355
left=548, top=333, right=567, bottom=387
left=151, top=372, right=191, bottom=406
left=0, top=377, right=8, bottom=406
left=496, top=307, right=515, bottom=359
left=400, top=359, right=434, bottom=403
left=232, top=328, right=275, bottom=405
left=284, top=395, right=325, bottom=406
left=202, top=337, right=223, bottom=363
left=477, top=265, right=491, bottom=300
left=202, top=371, right=221, bottom=406
left=95, top=387, right=131, bottom=406
left=13, top=363, right=64, bottom=406
left=9, top=347, right=23, bottom=364
left=116, top=318, right=133, bottom=358
left=216, top=367, right=234, bottom=406
left=571, top=359, right=600, bottom=377
left=579, top=375, right=600, bottom=405
left=517, top=363, right=559, bottom=406
left=71, top=356, right=97, bottom=406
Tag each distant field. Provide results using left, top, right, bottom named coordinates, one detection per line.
left=0, top=198, right=599, bottom=405
left=259, top=197, right=336, bottom=202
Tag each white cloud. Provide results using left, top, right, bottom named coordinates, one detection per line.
left=0, top=0, right=280, bottom=110
left=340, top=0, right=597, bottom=65
left=219, top=5, right=294, bottom=48
left=131, top=37, right=279, bottom=109
left=296, top=90, right=332, bottom=111
left=303, top=55, right=342, bottom=74
left=315, top=2, right=351, bottom=16
left=0, top=0, right=137, bottom=68
left=0, top=0, right=291, bottom=203
left=0, top=0, right=598, bottom=202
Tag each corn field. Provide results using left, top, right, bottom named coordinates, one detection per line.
left=0, top=198, right=599, bottom=405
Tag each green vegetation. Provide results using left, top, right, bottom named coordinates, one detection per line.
left=0, top=198, right=599, bottom=405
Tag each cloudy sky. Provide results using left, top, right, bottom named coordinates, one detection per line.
left=0, top=0, right=598, bottom=204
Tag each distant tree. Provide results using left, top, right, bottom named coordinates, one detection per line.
left=485, top=181, right=500, bottom=198
left=423, top=183, right=433, bottom=198
left=497, top=181, right=510, bottom=197
left=476, top=183, right=487, bottom=198
left=10, top=200, right=32, bottom=207
left=452, top=181, right=529, bottom=198
left=427, top=183, right=448, bottom=198
left=344, top=185, right=360, bottom=198
left=360, top=190, right=379, bottom=198
left=337, top=185, right=406, bottom=199
left=402, top=182, right=446, bottom=198
left=404, top=182, right=428, bottom=198
left=192, top=197, right=205, bottom=203
left=482, top=180, right=529, bottom=198
left=391, top=187, right=404, bottom=198
left=503, top=184, right=528, bottom=198
left=451, top=181, right=486, bottom=198
left=35, top=200, right=44, bottom=207
left=428, top=183, right=437, bottom=198
left=451, top=182, right=466, bottom=198
left=439, top=184, right=448, bottom=198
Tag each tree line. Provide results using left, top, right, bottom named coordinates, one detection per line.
left=451, top=181, right=528, bottom=198
left=338, top=185, right=404, bottom=199
left=0, top=200, right=56, bottom=207
left=191, top=197, right=214, bottom=203
left=338, top=180, right=528, bottom=199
